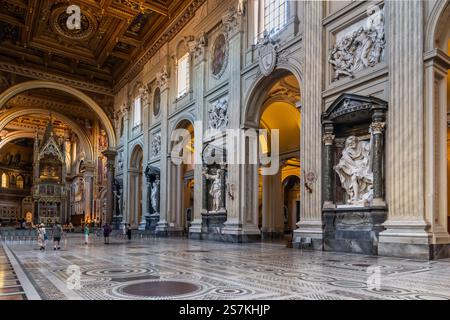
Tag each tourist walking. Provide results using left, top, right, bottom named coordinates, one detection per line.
left=84, top=224, right=89, bottom=245
left=103, top=223, right=111, bottom=244
left=52, top=222, right=63, bottom=250
left=37, top=223, right=47, bottom=251
left=127, top=224, right=132, bottom=240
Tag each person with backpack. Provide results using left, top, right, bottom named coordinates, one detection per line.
left=103, top=223, right=111, bottom=244
left=52, top=222, right=63, bottom=250
left=37, top=224, right=47, bottom=251
left=84, top=224, right=89, bottom=245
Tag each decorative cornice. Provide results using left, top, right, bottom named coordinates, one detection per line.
left=7, top=94, right=92, bottom=118
left=0, top=61, right=114, bottom=96
left=114, top=0, right=207, bottom=93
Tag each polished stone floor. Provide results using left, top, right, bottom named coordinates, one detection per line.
left=2, top=234, right=450, bottom=300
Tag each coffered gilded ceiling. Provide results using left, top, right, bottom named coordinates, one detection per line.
left=0, top=0, right=198, bottom=92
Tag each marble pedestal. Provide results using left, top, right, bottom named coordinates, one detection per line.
left=112, top=215, right=123, bottom=230
left=146, top=213, right=160, bottom=231
left=197, top=210, right=227, bottom=241
left=323, top=206, right=387, bottom=255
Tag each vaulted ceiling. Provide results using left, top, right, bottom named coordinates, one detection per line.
left=0, top=0, right=196, bottom=92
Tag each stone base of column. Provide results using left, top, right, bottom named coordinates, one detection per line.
left=188, top=219, right=203, bottom=239
left=378, top=220, right=440, bottom=259
left=372, top=198, right=386, bottom=207
left=138, top=218, right=147, bottom=231
left=220, top=219, right=260, bottom=243
left=155, top=219, right=168, bottom=236
left=112, top=215, right=123, bottom=230
left=261, top=231, right=286, bottom=240
left=167, top=225, right=185, bottom=237
left=322, top=202, right=336, bottom=209
left=293, top=220, right=324, bottom=250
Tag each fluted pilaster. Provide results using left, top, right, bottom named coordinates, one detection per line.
left=294, top=0, right=323, bottom=243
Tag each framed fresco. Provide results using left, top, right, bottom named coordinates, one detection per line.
left=153, top=87, right=161, bottom=116
left=211, top=33, right=228, bottom=79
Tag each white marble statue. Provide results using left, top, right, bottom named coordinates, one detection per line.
left=151, top=181, right=158, bottom=213
left=203, top=168, right=222, bottom=211
left=334, top=136, right=373, bottom=206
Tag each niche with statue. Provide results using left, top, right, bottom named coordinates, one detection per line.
left=200, top=141, right=228, bottom=240
left=321, top=93, right=387, bottom=255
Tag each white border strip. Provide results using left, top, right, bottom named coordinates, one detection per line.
left=2, top=243, right=42, bottom=300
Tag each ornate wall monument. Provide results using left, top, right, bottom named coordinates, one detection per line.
left=321, top=94, right=387, bottom=255
left=144, top=164, right=160, bottom=231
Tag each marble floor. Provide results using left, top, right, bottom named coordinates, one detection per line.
left=2, top=234, right=450, bottom=300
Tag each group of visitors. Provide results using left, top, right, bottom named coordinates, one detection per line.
left=83, top=223, right=112, bottom=245
left=36, top=222, right=134, bottom=251
left=36, top=222, right=63, bottom=251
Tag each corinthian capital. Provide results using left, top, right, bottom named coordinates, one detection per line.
left=370, top=121, right=385, bottom=134
left=323, top=133, right=335, bottom=146
left=222, top=7, right=241, bottom=38
left=156, top=65, right=169, bottom=90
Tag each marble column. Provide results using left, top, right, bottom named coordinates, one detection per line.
left=202, top=165, right=208, bottom=211
left=322, top=121, right=335, bottom=209
left=121, top=105, right=130, bottom=227
left=175, top=164, right=183, bottom=230
left=261, top=174, right=270, bottom=234
left=189, top=35, right=206, bottom=237
left=219, top=165, right=226, bottom=210
left=140, top=85, right=150, bottom=231
left=378, top=0, right=431, bottom=258
left=146, top=177, right=151, bottom=216
left=272, top=169, right=284, bottom=235
left=103, top=150, right=117, bottom=225
left=83, top=163, right=95, bottom=223
left=155, top=65, right=170, bottom=234
left=293, top=0, right=323, bottom=248
left=370, top=114, right=386, bottom=207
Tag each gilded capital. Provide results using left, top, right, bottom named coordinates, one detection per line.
left=370, top=121, right=385, bottom=134
left=323, top=133, right=335, bottom=146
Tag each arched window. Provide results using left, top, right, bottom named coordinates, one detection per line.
left=16, top=175, right=24, bottom=189
left=133, top=96, right=141, bottom=127
left=177, top=52, right=190, bottom=98
left=1, top=173, right=8, bottom=188
left=254, top=0, right=287, bottom=42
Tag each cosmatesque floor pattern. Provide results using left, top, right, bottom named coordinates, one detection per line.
left=0, top=245, right=27, bottom=300
left=3, top=235, right=450, bottom=300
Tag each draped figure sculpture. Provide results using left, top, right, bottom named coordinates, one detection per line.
left=151, top=181, right=158, bottom=213
left=203, top=167, right=222, bottom=212
left=334, top=136, right=373, bottom=206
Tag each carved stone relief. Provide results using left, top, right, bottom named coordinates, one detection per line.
left=208, top=96, right=229, bottom=130
left=328, top=7, right=385, bottom=80
left=151, top=132, right=161, bottom=157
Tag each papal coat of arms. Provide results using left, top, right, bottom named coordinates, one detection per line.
left=257, top=31, right=278, bottom=76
